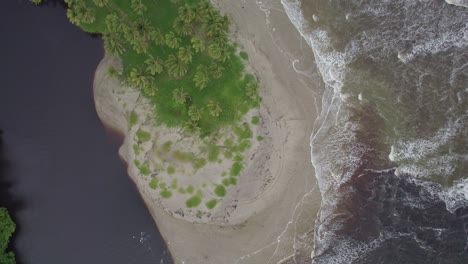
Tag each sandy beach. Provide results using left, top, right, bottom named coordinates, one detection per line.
left=93, top=0, right=322, bottom=263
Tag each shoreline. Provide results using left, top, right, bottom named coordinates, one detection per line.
left=93, top=0, right=322, bottom=263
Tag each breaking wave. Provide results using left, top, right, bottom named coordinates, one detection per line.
left=281, top=0, right=468, bottom=262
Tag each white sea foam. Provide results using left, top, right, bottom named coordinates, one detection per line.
left=445, top=0, right=468, bottom=8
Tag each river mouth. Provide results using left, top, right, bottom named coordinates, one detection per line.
left=0, top=1, right=171, bottom=263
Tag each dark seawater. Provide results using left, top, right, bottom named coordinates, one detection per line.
left=281, top=0, right=468, bottom=263
left=0, top=1, right=171, bottom=263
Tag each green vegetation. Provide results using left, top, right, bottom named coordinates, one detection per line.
left=160, top=190, right=172, bottom=198
left=186, top=185, right=194, bottom=194
left=214, top=185, right=226, bottom=197
left=257, top=135, right=264, bottom=141
left=129, top=111, right=138, bottom=127
left=149, top=177, right=159, bottom=189
left=251, top=116, right=260, bottom=125
left=239, top=51, right=248, bottom=60
left=65, top=0, right=259, bottom=137
left=133, top=144, right=141, bottom=155
left=205, top=199, right=218, bottom=209
left=167, top=166, right=175, bottom=174
left=139, top=163, right=151, bottom=175
left=230, top=162, right=243, bottom=176
left=136, top=129, right=151, bottom=142
left=186, top=195, right=202, bottom=208
left=0, top=208, right=16, bottom=264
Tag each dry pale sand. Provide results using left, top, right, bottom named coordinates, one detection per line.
left=93, top=0, right=322, bottom=263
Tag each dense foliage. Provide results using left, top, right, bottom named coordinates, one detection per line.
left=65, top=0, right=259, bottom=136
left=0, top=208, right=16, bottom=264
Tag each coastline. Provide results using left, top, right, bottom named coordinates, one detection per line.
left=93, top=0, right=322, bottom=263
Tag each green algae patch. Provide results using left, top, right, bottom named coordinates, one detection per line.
left=186, top=196, right=202, bottom=208
left=214, top=185, right=226, bottom=197
left=205, top=199, right=218, bottom=209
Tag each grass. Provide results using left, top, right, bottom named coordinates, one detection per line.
left=160, top=190, right=172, bottom=198
left=167, top=166, right=175, bottom=174
left=214, top=185, right=226, bottom=197
left=149, top=177, right=159, bottom=189
left=251, top=116, right=260, bottom=125
left=136, top=129, right=151, bottom=142
left=70, top=0, right=260, bottom=137
left=239, top=51, right=249, bottom=60
left=139, top=163, right=151, bottom=175
left=205, top=199, right=218, bottom=209
left=230, top=162, right=243, bottom=177
left=186, top=196, right=202, bottom=208
left=129, top=111, right=138, bottom=127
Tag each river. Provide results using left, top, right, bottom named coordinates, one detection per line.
left=0, top=1, right=171, bottom=263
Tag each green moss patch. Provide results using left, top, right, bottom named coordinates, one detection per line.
left=239, top=51, right=249, bottom=60
left=251, top=116, right=260, bottom=125
left=230, top=162, right=243, bottom=177
left=139, top=163, right=151, bottom=176
left=160, top=190, right=172, bottom=198
left=129, top=111, right=138, bottom=127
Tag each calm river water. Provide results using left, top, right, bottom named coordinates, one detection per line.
left=0, top=1, right=171, bottom=263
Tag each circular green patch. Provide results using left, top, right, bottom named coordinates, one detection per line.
left=214, top=185, right=226, bottom=197
left=186, top=196, right=202, bottom=208
left=205, top=199, right=218, bottom=209
left=149, top=178, right=159, bottom=189
left=251, top=116, right=260, bottom=125
left=167, top=166, right=175, bottom=174
left=160, top=190, right=172, bottom=198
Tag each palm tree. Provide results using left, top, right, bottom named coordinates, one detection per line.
left=78, top=4, right=95, bottom=24
left=245, top=80, right=258, bottom=100
left=195, top=0, right=213, bottom=20
left=188, top=105, right=202, bottom=121
left=209, top=63, right=224, bottom=79
left=107, top=66, right=119, bottom=79
left=184, top=120, right=201, bottom=134
left=127, top=67, right=152, bottom=88
left=93, top=0, right=108, bottom=7
left=130, top=32, right=149, bottom=54
left=173, top=17, right=193, bottom=36
left=131, top=0, right=146, bottom=15
left=207, top=100, right=222, bottom=117
left=172, top=88, right=188, bottom=105
left=142, top=84, right=157, bottom=97
left=68, top=2, right=95, bottom=25
left=208, top=43, right=222, bottom=60
left=178, top=47, right=193, bottom=64
left=145, top=55, right=164, bottom=75
left=193, top=65, right=209, bottom=90
left=165, top=32, right=181, bottom=49
left=178, top=4, right=195, bottom=23
left=103, top=33, right=125, bottom=55
left=203, top=12, right=223, bottom=37
left=166, top=54, right=188, bottom=78
left=150, top=29, right=165, bottom=46
left=135, top=18, right=153, bottom=39
left=219, top=15, right=230, bottom=31
left=191, top=37, right=205, bottom=53
left=211, top=31, right=228, bottom=48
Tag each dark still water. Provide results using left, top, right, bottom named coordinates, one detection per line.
left=0, top=1, right=171, bottom=263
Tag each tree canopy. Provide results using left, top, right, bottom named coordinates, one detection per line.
left=0, top=208, right=16, bottom=264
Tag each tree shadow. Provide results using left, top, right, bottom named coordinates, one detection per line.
left=0, top=129, right=26, bottom=264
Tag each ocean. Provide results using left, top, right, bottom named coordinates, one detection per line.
left=280, top=0, right=468, bottom=263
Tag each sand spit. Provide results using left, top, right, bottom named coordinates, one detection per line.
left=93, top=0, right=322, bottom=263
